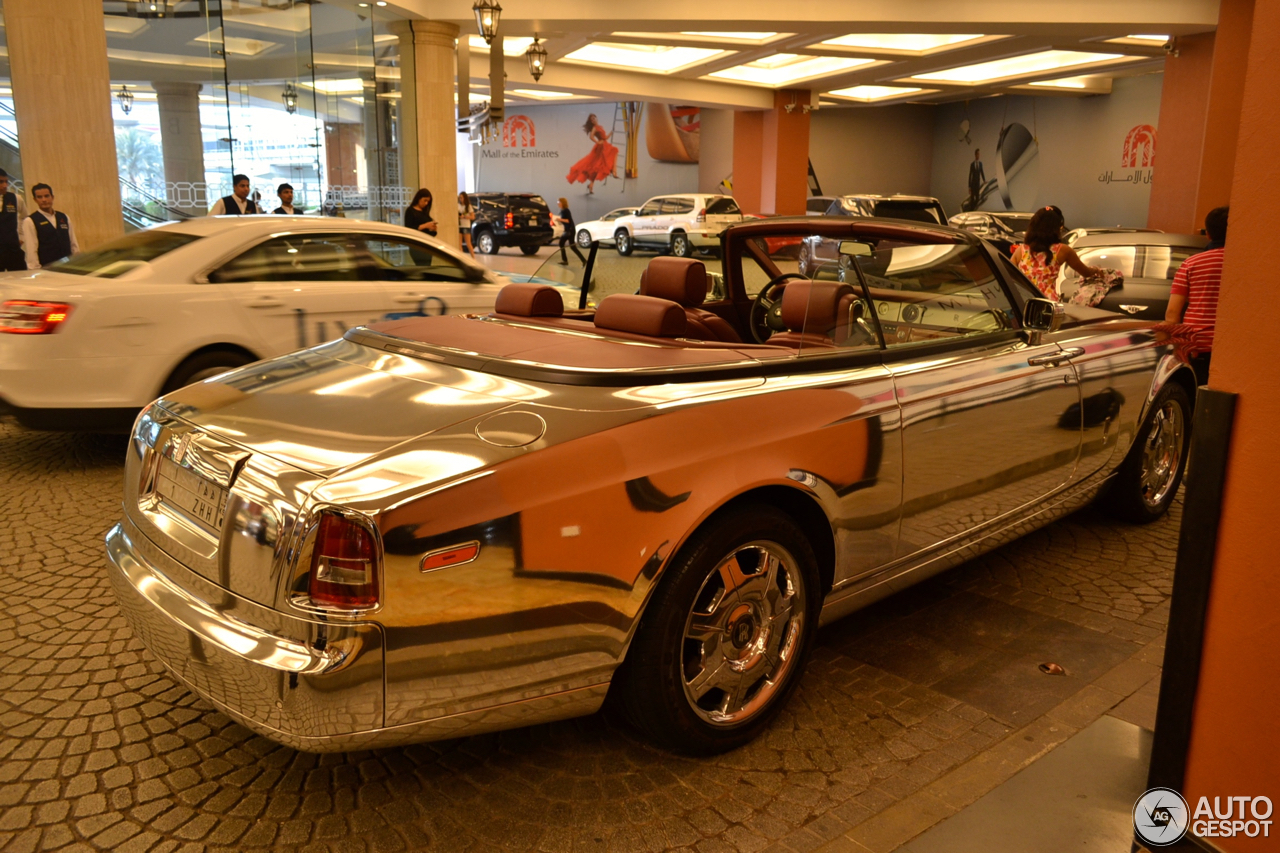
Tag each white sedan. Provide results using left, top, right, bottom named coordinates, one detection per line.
left=574, top=207, right=639, bottom=248
left=0, top=216, right=577, bottom=431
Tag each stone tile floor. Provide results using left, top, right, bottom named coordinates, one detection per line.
left=0, top=421, right=1175, bottom=853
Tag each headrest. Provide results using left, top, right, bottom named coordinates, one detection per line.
left=640, top=257, right=707, bottom=307
left=780, top=282, right=857, bottom=333
left=494, top=282, right=565, bottom=317
left=593, top=294, right=687, bottom=338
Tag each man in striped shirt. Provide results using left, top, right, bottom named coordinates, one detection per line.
left=1166, top=206, right=1227, bottom=384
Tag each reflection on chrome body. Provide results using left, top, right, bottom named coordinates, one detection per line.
left=105, top=221, right=1199, bottom=752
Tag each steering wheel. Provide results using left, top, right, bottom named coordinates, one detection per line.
left=749, top=273, right=809, bottom=343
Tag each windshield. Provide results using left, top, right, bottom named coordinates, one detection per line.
left=871, top=201, right=945, bottom=224
left=47, top=230, right=198, bottom=277
left=1070, top=245, right=1200, bottom=280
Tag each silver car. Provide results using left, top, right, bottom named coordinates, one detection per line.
left=108, top=217, right=1195, bottom=755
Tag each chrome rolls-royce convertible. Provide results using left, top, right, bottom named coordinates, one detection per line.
left=107, top=218, right=1195, bottom=755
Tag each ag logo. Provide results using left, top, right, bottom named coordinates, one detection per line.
left=1134, top=787, right=1190, bottom=846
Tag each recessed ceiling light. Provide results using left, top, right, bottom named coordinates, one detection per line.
left=301, top=78, right=365, bottom=95
left=467, top=35, right=534, bottom=56
left=510, top=89, right=575, bottom=99
left=563, top=42, right=728, bottom=74
left=709, top=55, right=876, bottom=86
left=612, top=31, right=785, bottom=45
left=912, top=50, right=1132, bottom=84
left=1103, top=34, right=1171, bottom=46
left=820, top=33, right=988, bottom=53
left=827, top=84, right=930, bottom=102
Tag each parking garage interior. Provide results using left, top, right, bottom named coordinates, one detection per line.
left=0, top=2, right=1278, bottom=852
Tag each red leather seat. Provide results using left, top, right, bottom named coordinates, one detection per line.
left=494, top=282, right=565, bottom=318
left=767, top=282, right=861, bottom=349
left=639, top=257, right=742, bottom=343
left=593, top=294, right=687, bottom=338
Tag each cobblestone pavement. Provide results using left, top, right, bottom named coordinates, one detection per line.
left=0, top=421, right=1175, bottom=853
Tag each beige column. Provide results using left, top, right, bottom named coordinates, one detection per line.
left=6, top=0, right=122, bottom=250
left=153, top=82, right=205, bottom=207
left=390, top=19, right=459, bottom=247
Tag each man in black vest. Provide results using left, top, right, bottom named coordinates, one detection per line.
left=272, top=183, right=297, bottom=215
left=22, top=183, right=77, bottom=270
left=208, top=174, right=260, bottom=215
left=0, top=168, right=28, bottom=271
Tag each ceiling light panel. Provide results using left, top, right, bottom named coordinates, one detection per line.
left=1103, top=34, right=1171, bottom=46
left=709, top=55, right=876, bottom=86
left=612, top=31, right=787, bottom=46
left=820, top=33, right=989, bottom=54
left=827, top=84, right=931, bottom=102
left=467, top=35, right=534, bottom=56
left=911, top=50, right=1131, bottom=83
left=510, top=89, right=575, bottom=99
left=563, top=42, right=729, bottom=74
left=302, top=78, right=366, bottom=95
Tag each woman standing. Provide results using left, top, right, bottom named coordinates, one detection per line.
left=457, top=191, right=476, bottom=257
left=404, top=189, right=437, bottom=237
left=556, top=197, right=586, bottom=265
left=566, top=114, right=619, bottom=194
left=1011, top=206, right=1103, bottom=301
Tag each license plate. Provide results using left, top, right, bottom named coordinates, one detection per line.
left=529, top=217, right=538, bottom=226
left=154, top=456, right=229, bottom=531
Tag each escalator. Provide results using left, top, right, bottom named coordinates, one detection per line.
left=0, top=101, right=192, bottom=231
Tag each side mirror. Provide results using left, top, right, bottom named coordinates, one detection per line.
left=1023, top=298, right=1064, bottom=332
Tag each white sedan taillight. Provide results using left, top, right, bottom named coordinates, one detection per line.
left=308, top=511, right=380, bottom=610
left=0, top=300, right=73, bottom=334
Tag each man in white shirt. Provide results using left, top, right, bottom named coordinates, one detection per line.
left=0, top=168, right=28, bottom=270
left=208, top=174, right=261, bottom=215
left=272, top=183, right=298, bottom=215
left=22, top=183, right=78, bottom=269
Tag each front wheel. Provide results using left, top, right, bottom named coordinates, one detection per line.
left=520, top=245, right=540, bottom=256
left=476, top=230, right=497, bottom=255
left=616, top=505, right=820, bottom=754
left=162, top=350, right=253, bottom=395
left=1104, top=382, right=1191, bottom=523
left=615, top=229, right=633, bottom=256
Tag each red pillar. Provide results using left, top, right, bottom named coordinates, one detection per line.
left=732, top=91, right=811, bottom=216
left=1181, top=0, right=1280, bottom=843
left=1147, top=0, right=1254, bottom=232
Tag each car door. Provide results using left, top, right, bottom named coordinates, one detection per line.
left=850, top=240, right=1083, bottom=559
left=632, top=198, right=664, bottom=244
left=362, top=233, right=503, bottom=315
left=211, top=232, right=396, bottom=354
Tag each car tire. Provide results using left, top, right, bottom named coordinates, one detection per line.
left=1104, top=382, right=1192, bottom=523
left=616, top=504, right=820, bottom=754
left=520, top=245, right=540, bottom=256
left=576, top=229, right=592, bottom=249
left=671, top=232, right=692, bottom=258
left=476, top=229, right=498, bottom=255
left=615, top=229, right=633, bottom=256
left=797, top=243, right=812, bottom=278
left=836, top=255, right=852, bottom=284
left=161, top=350, right=254, bottom=395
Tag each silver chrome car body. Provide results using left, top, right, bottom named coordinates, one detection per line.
left=107, top=220, right=1196, bottom=752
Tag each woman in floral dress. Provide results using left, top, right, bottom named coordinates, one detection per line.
left=1011, top=206, right=1104, bottom=301
left=566, top=114, right=619, bottom=194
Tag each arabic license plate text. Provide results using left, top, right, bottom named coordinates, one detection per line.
left=154, top=457, right=229, bottom=531
left=529, top=217, right=538, bottom=226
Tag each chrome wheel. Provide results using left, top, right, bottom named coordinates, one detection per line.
left=681, top=542, right=805, bottom=726
left=1140, top=399, right=1185, bottom=508
left=671, top=233, right=691, bottom=257
left=615, top=229, right=632, bottom=256
left=477, top=230, right=496, bottom=254
left=576, top=228, right=591, bottom=248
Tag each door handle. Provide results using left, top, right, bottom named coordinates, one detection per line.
left=1119, top=304, right=1148, bottom=314
left=1027, top=347, right=1084, bottom=367
left=246, top=297, right=284, bottom=308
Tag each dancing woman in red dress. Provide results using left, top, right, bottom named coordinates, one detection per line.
left=566, top=114, right=619, bottom=194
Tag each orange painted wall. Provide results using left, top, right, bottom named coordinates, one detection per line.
left=732, top=110, right=763, bottom=215
left=1181, top=0, right=1280, bottom=846
left=1147, top=0, right=1255, bottom=233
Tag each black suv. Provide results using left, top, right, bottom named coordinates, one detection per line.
left=470, top=193, right=555, bottom=255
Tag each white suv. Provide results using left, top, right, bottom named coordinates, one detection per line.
left=612, top=194, right=743, bottom=257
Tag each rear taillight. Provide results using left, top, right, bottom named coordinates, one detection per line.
left=308, top=511, right=380, bottom=609
left=695, top=208, right=706, bottom=222
left=505, top=212, right=514, bottom=228
left=0, top=300, right=73, bottom=334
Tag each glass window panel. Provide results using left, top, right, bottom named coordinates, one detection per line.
left=364, top=236, right=477, bottom=282
left=212, top=234, right=371, bottom=283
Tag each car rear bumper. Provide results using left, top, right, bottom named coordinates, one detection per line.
left=478, top=228, right=554, bottom=247
left=0, top=397, right=137, bottom=432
